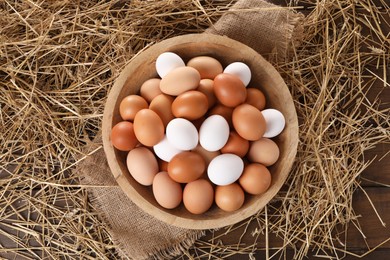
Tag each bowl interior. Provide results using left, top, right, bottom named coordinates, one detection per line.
left=102, top=34, right=298, bottom=229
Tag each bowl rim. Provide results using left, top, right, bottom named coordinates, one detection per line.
left=102, top=33, right=298, bottom=229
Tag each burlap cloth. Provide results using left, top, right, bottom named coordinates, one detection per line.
left=78, top=0, right=304, bottom=259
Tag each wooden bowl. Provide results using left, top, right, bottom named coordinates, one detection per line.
left=102, top=34, right=298, bottom=229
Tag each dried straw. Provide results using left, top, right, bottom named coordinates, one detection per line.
left=0, top=0, right=389, bottom=259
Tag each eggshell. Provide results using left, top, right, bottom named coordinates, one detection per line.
left=168, top=151, right=206, bottom=183
left=213, top=73, right=247, bottom=107
left=110, top=121, right=138, bottom=151
left=166, top=118, right=198, bottom=150
left=197, top=79, right=216, bottom=108
left=232, top=104, right=266, bottom=141
left=223, top=62, right=251, bottom=87
left=208, top=104, right=233, bottom=127
left=140, top=78, right=162, bottom=103
left=245, top=88, right=266, bottom=111
left=119, top=95, right=148, bottom=121
left=261, top=109, right=286, bottom=138
left=187, top=56, right=223, bottom=79
left=160, top=66, right=201, bottom=96
left=183, top=179, right=214, bottom=214
left=153, top=135, right=183, bottom=162
left=126, top=147, right=158, bottom=186
left=171, top=90, right=208, bottom=120
left=133, top=109, right=164, bottom=146
left=247, top=138, right=280, bottom=166
left=207, top=153, right=244, bottom=186
left=152, top=172, right=182, bottom=209
left=149, top=94, right=175, bottom=127
left=199, top=115, right=230, bottom=152
left=220, top=131, right=249, bottom=157
left=215, top=183, right=245, bottom=212
left=239, top=163, right=271, bottom=195
left=156, top=52, right=185, bottom=78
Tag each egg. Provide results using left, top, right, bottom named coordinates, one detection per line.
left=126, top=147, right=158, bottom=186
left=152, top=171, right=182, bottom=209
left=119, top=95, right=148, bottom=121
left=168, top=151, right=206, bottom=183
left=160, top=66, right=201, bottom=96
left=153, top=135, right=183, bottom=162
left=139, top=78, right=162, bottom=103
left=261, top=109, right=286, bottom=138
left=239, top=163, right=271, bottom=195
left=197, top=79, right=217, bottom=108
left=183, top=179, right=214, bottom=214
left=192, top=144, right=220, bottom=166
left=156, top=52, right=185, bottom=78
left=110, top=121, right=138, bottom=151
left=215, top=183, right=245, bottom=212
left=199, top=115, right=230, bottom=152
left=207, top=153, right=244, bottom=186
left=187, top=56, right=223, bottom=79
left=171, top=90, right=208, bottom=120
left=245, top=88, right=266, bottom=110
left=220, top=131, right=249, bottom=157
left=166, top=118, right=198, bottom=150
left=247, top=138, right=280, bottom=166
left=149, top=94, right=175, bottom=127
left=232, top=104, right=266, bottom=141
left=213, top=73, right=247, bottom=107
left=133, top=109, right=164, bottom=146
left=223, top=62, right=251, bottom=87
left=208, top=104, right=234, bottom=127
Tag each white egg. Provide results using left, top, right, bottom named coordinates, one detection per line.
left=262, top=109, right=286, bottom=138
left=223, top=62, right=251, bottom=87
left=207, top=154, right=244, bottom=186
left=166, top=118, right=198, bottom=150
left=199, top=115, right=229, bottom=152
left=156, top=52, right=185, bottom=78
left=153, top=135, right=183, bottom=162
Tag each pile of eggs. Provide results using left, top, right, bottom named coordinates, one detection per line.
left=110, top=52, right=286, bottom=214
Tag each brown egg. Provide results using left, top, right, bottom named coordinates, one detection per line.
left=215, top=183, right=245, bottom=212
left=126, top=147, right=158, bottom=186
left=158, top=159, right=169, bottom=172
left=119, top=95, right=148, bottom=121
left=183, top=179, right=214, bottom=214
left=239, top=163, right=271, bottom=195
left=232, top=104, right=266, bottom=141
left=245, top=88, right=266, bottom=111
left=171, top=90, right=208, bottom=120
left=168, top=151, right=206, bottom=183
left=187, top=56, right=223, bottom=79
left=153, top=171, right=182, bottom=209
left=191, top=144, right=220, bottom=165
left=220, top=131, right=249, bottom=157
left=140, top=78, right=162, bottom=103
left=247, top=138, right=280, bottom=166
left=197, top=79, right=217, bottom=108
left=149, top=94, right=175, bottom=127
left=160, top=66, right=201, bottom=96
left=110, top=121, right=138, bottom=151
left=208, top=104, right=233, bottom=128
left=133, top=109, right=164, bottom=146
left=213, top=73, right=247, bottom=107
